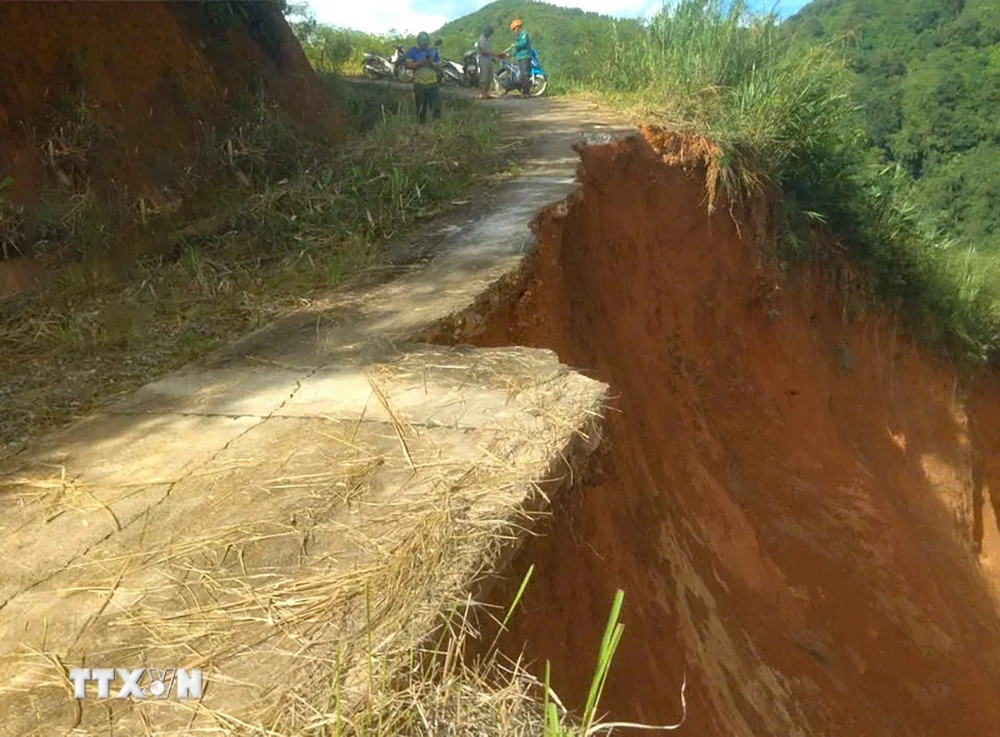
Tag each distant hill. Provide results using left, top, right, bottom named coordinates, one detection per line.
left=432, top=0, right=644, bottom=90
left=788, top=0, right=1000, bottom=250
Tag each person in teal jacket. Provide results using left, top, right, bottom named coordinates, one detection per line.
left=509, top=18, right=532, bottom=96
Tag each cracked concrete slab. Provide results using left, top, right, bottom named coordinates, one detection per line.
left=109, top=366, right=309, bottom=417
left=0, top=98, right=625, bottom=735
left=2, top=413, right=262, bottom=488
left=275, top=345, right=579, bottom=431
left=0, top=482, right=170, bottom=604
left=0, top=350, right=606, bottom=736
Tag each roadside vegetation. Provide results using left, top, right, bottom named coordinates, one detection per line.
left=790, top=0, right=1000, bottom=255
left=586, top=0, right=1000, bottom=363
left=287, top=7, right=402, bottom=74
left=0, top=80, right=510, bottom=457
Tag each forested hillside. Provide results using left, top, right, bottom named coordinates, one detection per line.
left=789, top=0, right=1000, bottom=251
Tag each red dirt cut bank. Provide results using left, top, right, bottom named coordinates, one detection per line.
left=465, top=131, right=1000, bottom=736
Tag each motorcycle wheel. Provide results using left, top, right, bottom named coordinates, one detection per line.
left=441, top=71, right=459, bottom=86
left=530, top=74, right=548, bottom=97
left=363, top=66, right=380, bottom=80
left=492, top=70, right=511, bottom=96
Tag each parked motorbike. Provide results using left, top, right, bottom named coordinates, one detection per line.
left=492, top=48, right=547, bottom=97
left=440, top=58, right=465, bottom=86
left=425, top=39, right=465, bottom=86
left=362, top=44, right=409, bottom=81
left=364, top=39, right=465, bottom=86
left=392, top=45, right=412, bottom=82
left=361, top=48, right=395, bottom=79
left=462, top=45, right=499, bottom=89
left=462, top=49, right=479, bottom=85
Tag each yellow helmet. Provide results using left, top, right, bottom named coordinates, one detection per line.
left=509, top=19, right=522, bottom=31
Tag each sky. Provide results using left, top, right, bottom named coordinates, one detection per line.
left=305, top=0, right=812, bottom=36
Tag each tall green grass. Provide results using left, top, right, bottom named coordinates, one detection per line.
left=598, top=0, right=1000, bottom=362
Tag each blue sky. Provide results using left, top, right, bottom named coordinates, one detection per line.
left=306, top=0, right=812, bottom=36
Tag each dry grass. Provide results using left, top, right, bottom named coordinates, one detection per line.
left=0, top=346, right=656, bottom=736
left=6, top=497, right=547, bottom=736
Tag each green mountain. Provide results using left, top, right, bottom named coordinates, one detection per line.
left=788, top=0, right=1000, bottom=250
left=432, top=0, right=643, bottom=89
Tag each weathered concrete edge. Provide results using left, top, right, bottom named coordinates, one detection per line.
left=331, top=394, right=609, bottom=727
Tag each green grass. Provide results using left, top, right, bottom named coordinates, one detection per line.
left=318, top=73, right=414, bottom=132
left=588, top=0, right=1000, bottom=364
left=0, top=91, right=509, bottom=456
left=540, top=588, right=686, bottom=736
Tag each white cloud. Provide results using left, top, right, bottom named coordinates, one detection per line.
left=547, top=0, right=664, bottom=19
left=307, top=0, right=448, bottom=35
left=305, top=0, right=661, bottom=35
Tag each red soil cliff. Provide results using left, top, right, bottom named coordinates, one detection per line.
left=471, top=132, right=1000, bottom=736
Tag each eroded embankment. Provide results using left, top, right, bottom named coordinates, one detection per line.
left=0, top=0, right=341, bottom=204
left=455, top=134, right=1000, bottom=735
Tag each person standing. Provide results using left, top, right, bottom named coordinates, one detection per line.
left=476, top=25, right=505, bottom=100
left=509, top=18, right=532, bottom=96
left=405, top=31, right=442, bottom=123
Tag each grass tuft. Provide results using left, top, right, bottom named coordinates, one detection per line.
left=317, top=583, right=686, bottom=736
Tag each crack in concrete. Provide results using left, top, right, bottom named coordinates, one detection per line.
left=100, top=361, right=570, bottom=432
left=124, top=415, right=500, bottom=438
left=0, top=295, right=577, bottom=614
left=0, top=371, right=318, bottom=613
left=99, top=409, right=524, bottom=433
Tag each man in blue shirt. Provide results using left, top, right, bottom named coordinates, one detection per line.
left=405, top=32, right=442, bottom=123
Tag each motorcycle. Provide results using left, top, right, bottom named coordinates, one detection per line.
left=439, top=57, right=466, bottom=86
left=492, top=47, right=547, bottom=97
left=462, top=49, right=480, bottom=86
left=361, top=48, right=394, bottom=80
left=431, top=40, right=466, bottom=86
left=362, top=44, right=408, bottom=81
left=392, top=45, right=412, bottom=82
